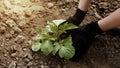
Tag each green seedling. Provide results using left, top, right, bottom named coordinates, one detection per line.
left=32, top=19, right=78, bottom=59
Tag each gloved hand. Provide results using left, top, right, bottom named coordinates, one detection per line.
left=65, top=8, right=87, bottom=26
left=60, top=8, right=86, bottom=39
left=61, top=8, right=120, bottom=62
left=61, top=8, right=103, bottom=62
left=65, top=21, right=103, bottom=62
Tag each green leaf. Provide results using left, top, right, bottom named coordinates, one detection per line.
left=34, top=34, right=41, bottom=41
left=39, top=33, right=50, bottom=40
left=46, top=25, right=52, bottom=33
left=59, top=22, right=78, bottom=31
left=37, top=27, right=42, bottom=33
left=66, top=23, right=78, bottom=30
left=32, top=42, right=41, bottom=52
left=41, top=40, right=54, bottom=56
left=47, top=22, right=58, bottom=33
left=52, top=42, right=61, bottom=55
left=40, top=33, right=55, bottom=41
left=52, top=19, right=65, bottom=27
left=61, top=36, right=72, bottom=46
left=58, top=45, right=75, bottom=59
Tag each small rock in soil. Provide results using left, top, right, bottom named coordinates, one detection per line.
left=0, top=26, right=6, bottom=34
left=74, top=0, right=78, bottom=3
left=41, top=65, right=45, bottom=68
left=24, top=58, right=30, bottom=62
left=27, top=62, right=33, bottom=66
left=8, top=61, right=16, bottom=68
left=15, top=35, right=25, bottom=44
left=10, top=30, right=15, bottom=35
left=13, top=26, right=22, bottom=32
left=27, top=40, right=32, bottom=45
left=65, top=0, right=73, bottom=3
left=44, top=62, right=48, bottom=66
left=23, top=53, right=33, bottom=60
left=5, top=34, right=12, bottom=40
left=5, top=19, right=16, bottom=27
left=47, top=3, right=54, bottom=9
left=44, top=66, right=50, bottom=68
left=57, top=65, right=62, bottom=68
left=40, top=61, right=44, bottom=65
left=11, top=53, right=17, bottom=57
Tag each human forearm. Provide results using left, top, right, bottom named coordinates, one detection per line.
left=78, top=0, right=92, bottom=11
left=98, top=8, right=120, bottom=31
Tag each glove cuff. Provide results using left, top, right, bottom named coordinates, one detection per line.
left=67, top=8, right=87, bottom=26
left=83, top=21, right=104, bottom=37
left=106, top=28, right=120, bottom=37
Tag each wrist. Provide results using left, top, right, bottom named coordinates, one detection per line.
left=72, top=8, right=87, bottom=26
left=82, top=21, right=104, bottom=37
left=78, top=0, right=92, bottom=12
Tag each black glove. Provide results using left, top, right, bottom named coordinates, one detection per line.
left=60, top=8, right=103, bottom=62
left=65, top=8, right=87, bottom=26
left=106, top=28, right=120, bottom=37
left=60, top=8, right=86, bottom=39
left=69, top=21, right=103, bottom=62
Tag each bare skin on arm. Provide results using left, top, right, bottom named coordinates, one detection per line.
left=78, top=0, right=120, bottom=31
left=98, top=8, right=120, bottom=31
left=78, top=0, right=92, bottom=11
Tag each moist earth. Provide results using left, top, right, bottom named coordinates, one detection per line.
left=0, top=0, right=120, bottom=68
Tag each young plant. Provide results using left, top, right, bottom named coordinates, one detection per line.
left=32, top=19, right=78, bottom=59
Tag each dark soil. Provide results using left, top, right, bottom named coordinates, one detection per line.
left=0, top=0, right=120, bottom=68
